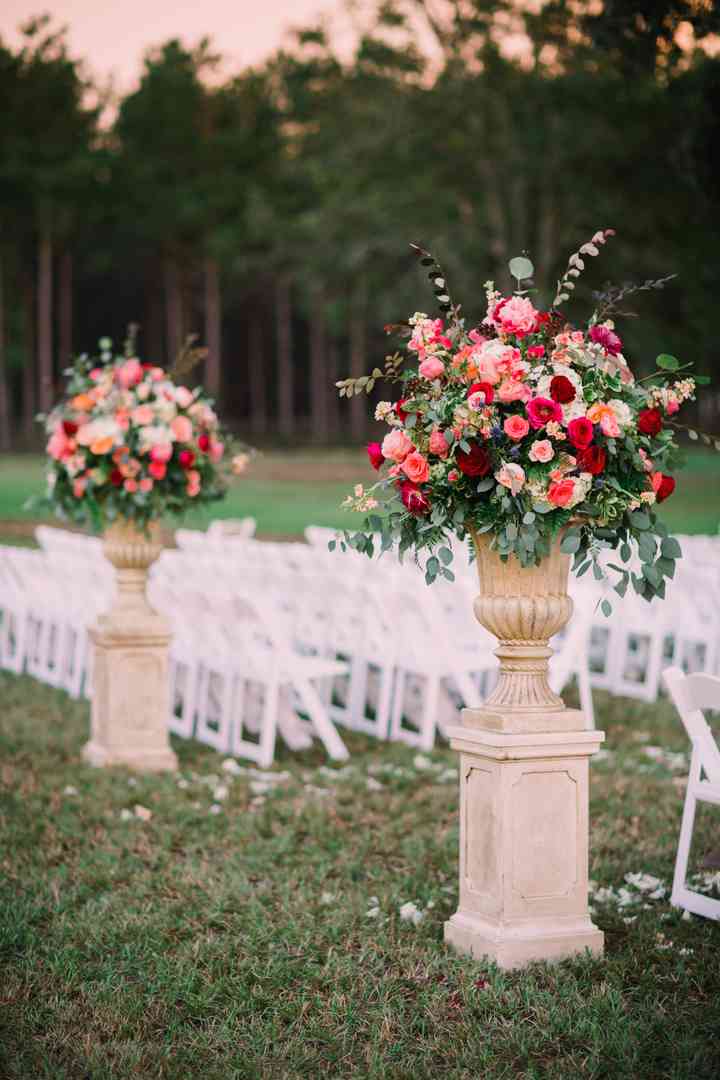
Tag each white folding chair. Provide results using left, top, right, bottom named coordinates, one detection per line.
left=663, top=666, right=720, bottom=919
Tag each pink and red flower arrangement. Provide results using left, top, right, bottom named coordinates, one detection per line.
left=41, top=336, right=249, bottom=530
left=337, top=232, right=711, bottom=601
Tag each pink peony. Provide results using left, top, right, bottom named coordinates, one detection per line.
left=547, top=478, right=576, bottom=507
left=497, top=378, right=531, bottom=404
left=171, top=415, right=193, bottom=443
left=132, top=405, right=154, bottom=426
left=428, top=429, right=450, bottom=458
left=418, top=356, right=445, bottom=380
left=504, top=415, right=530, bottom=441
left=148, top=461, right=167, bottom=481
left=150, top=443, right=173, bottom=464
left=527, top=397, right=563, bottom=430
left=495, top=462, right=526, bottom=495
left=175, top=386, right=194, bottom=408
left=493, top=296, right=539, bottom=336
left=529, top=439, right=555, bottom=463
left=589, top=324, right=623, bottom=356
left=401, top=451, right=430, bottom=485
left=381, top=429, right=414, bottom=463
left=115, top=358, right=143, bottom=389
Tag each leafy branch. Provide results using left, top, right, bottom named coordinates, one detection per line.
left=409, top=241, right=461, bottom=324
left=553, top=228, right=615, bottom=308
left=336, top=352, right=404, bottom=397
left=169, top=333, right=208, bottom=384
left=592, top=274, right=678, bottom=322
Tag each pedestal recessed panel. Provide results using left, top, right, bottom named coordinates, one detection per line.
left=512, top=770, right=578, bottom=900
left=464, top=765, right=496, bottom=898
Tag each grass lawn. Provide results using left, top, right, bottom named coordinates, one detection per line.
left=1, top=672, right=720, bottom=1078
left=1, top=448, right=719, bottom=541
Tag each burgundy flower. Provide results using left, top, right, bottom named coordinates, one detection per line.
left=576, top=445, right=606, bottom=475
left=455, top=441, right=492, bottom=478
left=110, top=468, right=123, bottom=486
left=637, top=408, right=663, bottom=437
left=395, top=399, right=409, bottom=423
left=549, top=375, right=576, bottom=404
left=197, top=433, right=210, bottom=452
left=567, top=417, right=594, bottom=449
left=62, top=420, right=78, bottom=436
left=589, top=324, right=623, bottom=356
left=400, top=482, right=430, bottom=516
left=178, top=449, right=196, bottom=469
left=366, top=442, right=383, bottom=471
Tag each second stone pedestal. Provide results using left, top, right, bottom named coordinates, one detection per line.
left=444, top=716, right=604, bottom=969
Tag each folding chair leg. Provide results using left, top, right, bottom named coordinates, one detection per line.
left=418, top=675, right=440, bottom=752
left=294, top=677, right=349, bottom=761
left=671, top=786, right=697, bottom=908
left=578, top=661, right=595, bottom=729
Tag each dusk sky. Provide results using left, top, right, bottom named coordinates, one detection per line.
left=0, top=0, right=350, bottom=88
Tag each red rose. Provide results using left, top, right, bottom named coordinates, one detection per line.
left=466, top=381, right=495, bottom=405
left=110, top=468, right=123, bottom=486
left=549, top=375, right=576, bottom=404
left=62, top=420, right=78, bottom=436
left=400, top=482, right=430, bottom=516
left=638, top=408, right=663, bottom=437
left=455, top=441, right=492, bottom=478
left=178, top=449, right=196, bottom=469
left=395, top=399, right=409, bottom=422
left=654, top=473, right=675, bottom=503
left=567, top=417, right=594, bottom=450
left=366, top=442, right=383, bottom=471
left=197, top=433, right=210, bottom=452
left=576, top=445, right=606, bottom=475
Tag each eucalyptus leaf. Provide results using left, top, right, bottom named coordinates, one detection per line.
left=508, top=255, right=534, bottom=281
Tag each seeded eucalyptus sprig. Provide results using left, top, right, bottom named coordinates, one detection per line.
left=553, top=228, right=615, bottom=308
left=593, top=275, right=677, bottom=322
left=409, top=241, right=461, bottom=325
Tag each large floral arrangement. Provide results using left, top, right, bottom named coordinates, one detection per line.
left=337, top=232, right=712, bottom=607
left=41, top=335, right=249, bottom=530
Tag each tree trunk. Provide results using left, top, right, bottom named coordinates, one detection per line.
left=37, top=229, right=53, bottom=414
left=310, top=284, right=329, bottom=443
left=58, top=249, right=73, bottom=373
left=350, top=279, right=367, bottom=443
left=275, top=274, right=294, bottom=439
left=146, top=265, right=164, bottom=363
left=164, top=255, right=182, bottom=368
left=249, top=312, right=267, bottom=435
left=204, top=256, right=221, bottom=400
left=0, top=253, right=10, bottom=449
left=327, top=336, right=340, bottom=441
left=22, top=272, right=36, bottom=442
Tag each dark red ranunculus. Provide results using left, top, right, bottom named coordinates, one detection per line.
left=178, top=449, right=196, bottom=469
left=395, top=399, right=409, bottom=422
left=455, top=441, right=492, bottom=478
left=549, top=375, right=576, bottom=404
left=654, top=473, right=675, bottom=503
left=576, top=445, right=607, bottom=475
left=62, top=420, right=78, bottom=436
left=637, top=408, right=663, bottom=437
left=589, top=324, right=623, bottom=356
left=197, top=433, right=210, bottom=452
left=366, top=441, right=383, bottom=471
left=466, top=381, right=495, bottom=405
left=400, top=482, right=430, bottom=516
left=567, top=417, right=594, bottom=450
left=110, top=468, right=123, bottom=486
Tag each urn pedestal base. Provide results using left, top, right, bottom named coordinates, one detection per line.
left=443, top=718, right=604, bottom=970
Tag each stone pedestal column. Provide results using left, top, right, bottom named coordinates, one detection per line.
left=83, top=519, right=177, bottom=773
left=444, top=532, right=604, bottom=969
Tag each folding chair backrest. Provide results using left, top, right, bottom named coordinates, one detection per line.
left=664, top=666, right=720, bottom=785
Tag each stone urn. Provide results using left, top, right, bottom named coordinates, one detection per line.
left=443, top=529, right=604, bottom=969
left=82, top=518, right=178, bottom=772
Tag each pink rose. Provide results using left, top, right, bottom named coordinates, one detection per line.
left=401, top=451, right=430, bottom=485
left=139, top=477, right=154, bottom=493
left=132, top=405, right=154, bottom=426
left=528, top=439, right=554, bottom=463
left=429, top=429, right=450, bottom=458
left=186, top=469, right=201, bottom=497
left=148, top=461, right=167, bottom=480
left=547, top=478, right=576, bottom=507
left=150, top=367, right=165, bottom=381
left=527, top=397, right=563, bottom=430
left=497, top=379, right=530, bottom=404
left=171, top=415, right=193, bottom=443
left=504, top=415, right=530, bottom=441
left=124, top=478, right=138, bottom=493
left=381, top=429, right=414, bottom=463
left=527, top=345, right=545, bottom=359
left=493, top=296, right=539, bottom=336
left=150, top=443, right=173, bottom=464
left=599, top=412, right=620, bottom=438
left=47, top=426, right=71, bottom=461
left=209, top=440, right=224, bottom=463
left=115, top=358, right=143, bottom=389
left=175, top=386, right=194, bottom=408
left=495, top=462, right=526, bottom=495
left=418, top=356, right=445, bottom=380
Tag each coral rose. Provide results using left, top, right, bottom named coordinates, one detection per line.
left=150, top=443, right=173, bottom=464
left=186, top=469, right=201, bottom=497
left=638, top=408, right=662, bottom=436
left=124, top=478, right=138, bottom=493
left=428, top=430, right=450, bottom=458
left=139, top=477, right=154, bottom=493
left=367, top=442, right=384, bottom=470
left=504, top=415, right=530, bottom=441
left=497, top=379, right=530, bottom=404
left=132, top=405, right=155, bottom=426
left=171, top=415, right=193, bottom=443
left=547, top=478, right=576, bottom=507
left=381, top=428, right=413, bottom=463
left=651, top=472, right=675, bottom=502
left=567, top=417, right=594, bottom=449
left=401, top=451, right=430, bottom=485
left=527, top=397, right=563, bottom=430
left=418, top=356, right=445, bottom=380
left=455, top=441, right=492, bottom=478
left=148, top=461, right=167, bottom=480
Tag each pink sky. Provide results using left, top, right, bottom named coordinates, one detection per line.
left=0, top=0, right=349, bottom=89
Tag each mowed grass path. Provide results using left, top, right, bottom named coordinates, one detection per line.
left=1, top=448, right=719, bottom=539
left=1, top=673, right=720, bottom=1078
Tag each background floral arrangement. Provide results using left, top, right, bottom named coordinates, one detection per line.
left=336, top=231, right=714, bottom=609
left=40, top=334, right=249, bottom=530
